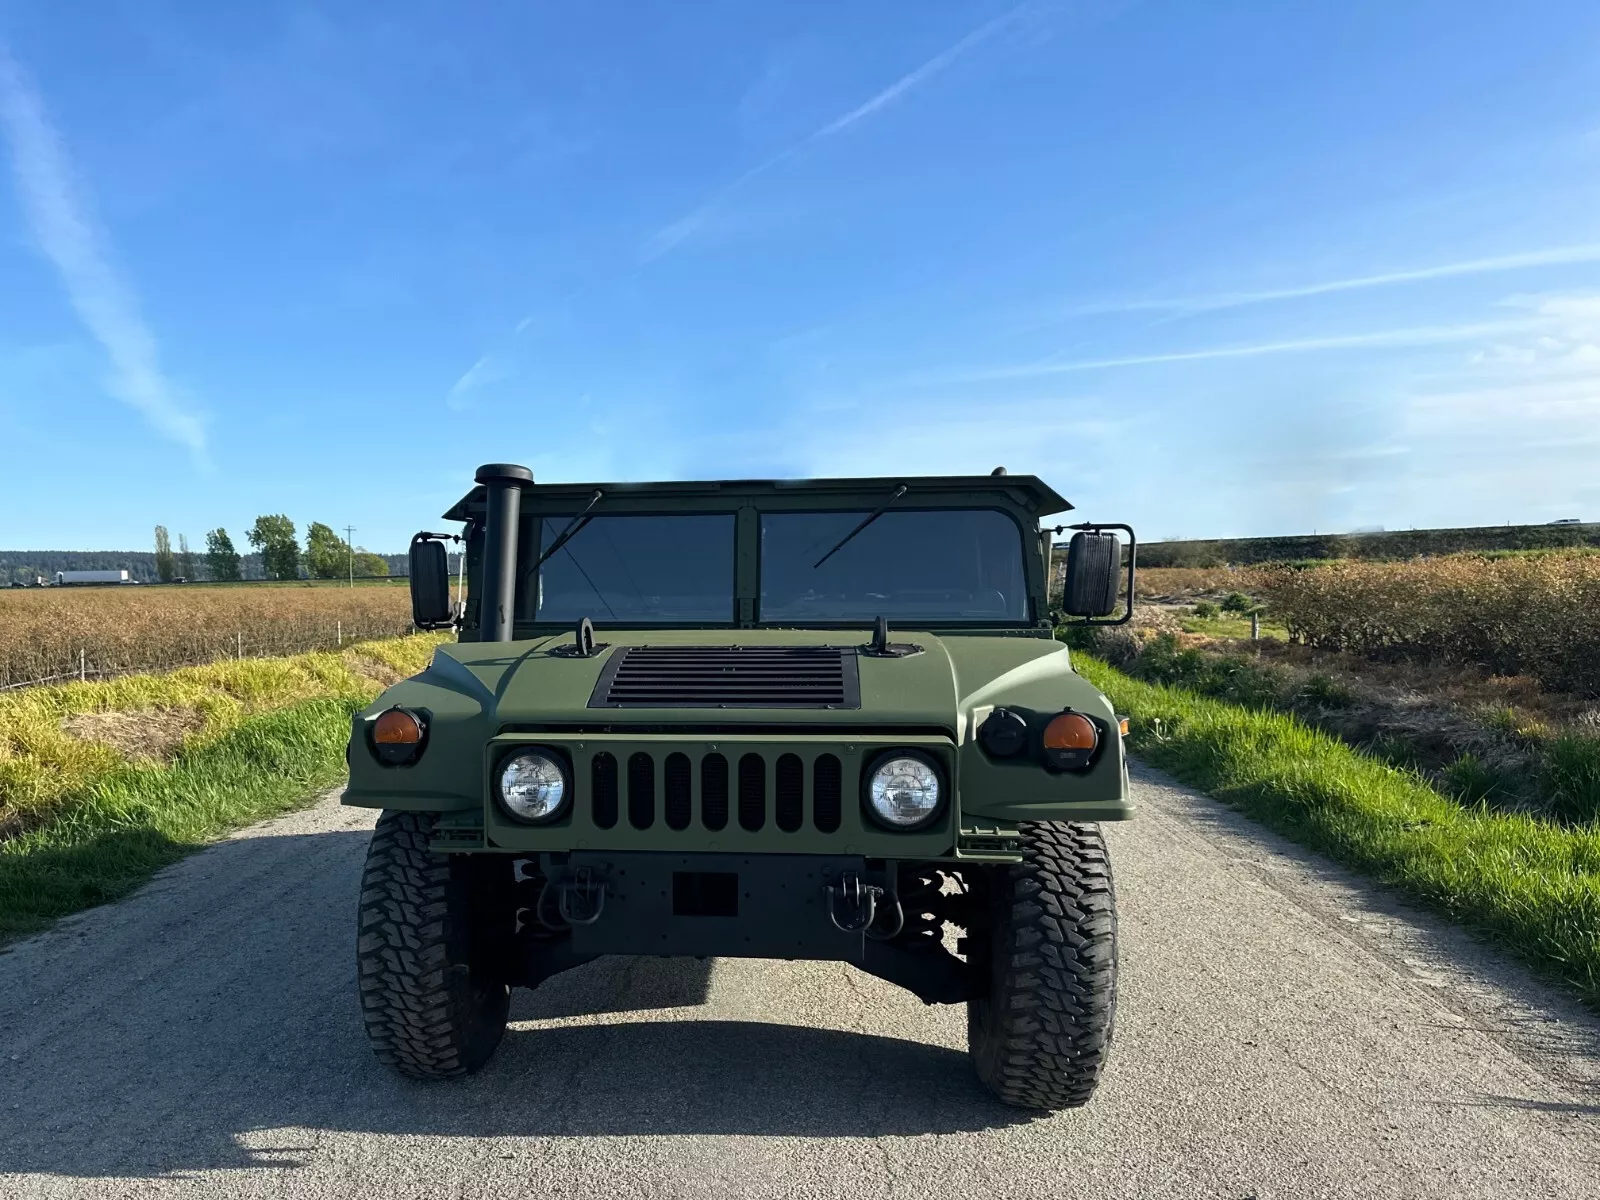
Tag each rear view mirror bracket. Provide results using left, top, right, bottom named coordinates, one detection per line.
left=1057, top=522, right=1137, bottom=627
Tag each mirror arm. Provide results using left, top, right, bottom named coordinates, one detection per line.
left=1060, top=522, right=1138, bottom=627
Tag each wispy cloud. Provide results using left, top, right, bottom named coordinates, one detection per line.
left=1054, top=243, right=1600, bottom=321
left=931, top=318, right=1546, bottom=382
left=642, top=2, right=1031, bottom=263
left=445, top=354, right=509, bottom=410
left=0, top=45, right=207, bottom=463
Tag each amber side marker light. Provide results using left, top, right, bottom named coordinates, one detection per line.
left=1119, top=717, right=1130, bottom=736
left=372, top=707, right=426, bottom=766
left=1042, top=711, right=1099, bottom=771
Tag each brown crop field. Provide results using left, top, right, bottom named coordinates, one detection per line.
left=1134, top=566, right=1251, bottom=599
left=0, top=583, right=416, bottom=689
left=1254, top=553, right=1600, bottom=698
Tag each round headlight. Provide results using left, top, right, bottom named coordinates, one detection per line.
left=498, top=751, right=568, bottom=822
left=866, top=754, right=943, bottom=830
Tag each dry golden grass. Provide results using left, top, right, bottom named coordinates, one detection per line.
left=0, top=583, right=415, bottom=688
left=1135, top=566, right=1248, bottom=599
left=0, top=631, right=447, bottom=838
left=1254, top=554, right=1600, bottom=697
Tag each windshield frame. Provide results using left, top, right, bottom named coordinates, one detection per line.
left=459, top=483, right=1053, bottom=637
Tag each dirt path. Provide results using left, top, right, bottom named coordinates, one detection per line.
left=2, top=764, right=1596, bottom=1199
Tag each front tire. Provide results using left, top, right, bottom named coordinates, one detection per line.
left=968, top=821, right=1117, bottom=1109
left=357, top=811, right=510, bottom=1078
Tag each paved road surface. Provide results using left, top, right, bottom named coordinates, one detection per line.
left=2, top=764, right=1597, bottom=1199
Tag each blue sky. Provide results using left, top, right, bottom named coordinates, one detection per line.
left=2, top=1, right=1598, bottom=551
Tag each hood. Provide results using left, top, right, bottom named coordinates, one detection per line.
left=425, top=627, right=1074, bottom=736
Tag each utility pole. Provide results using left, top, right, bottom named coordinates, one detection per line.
left=345, top=524, right=356, bottom=588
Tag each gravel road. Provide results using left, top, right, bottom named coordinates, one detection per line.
left=2, top=763, right=1597, bottom=1199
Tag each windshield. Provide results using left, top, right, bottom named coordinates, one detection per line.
left=760, top=509, right=1029, bottom=623
left=534, top=514, right=735, bottom=623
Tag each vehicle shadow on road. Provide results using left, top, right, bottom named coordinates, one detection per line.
left=0, top=830, right=1030, bottom=1183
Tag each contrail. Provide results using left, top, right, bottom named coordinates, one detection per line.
left=643, top=2, right=1032, bottom=263
left=1056, top=244, right=1600, bottom=320
left=934, top=318, right=1546, bottom=381
left=0, top=45, right=207, bottom=463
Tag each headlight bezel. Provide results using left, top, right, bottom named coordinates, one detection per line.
left=861, top=749, right=947, bottom=832
left=494, top=746, right=573, bottom=824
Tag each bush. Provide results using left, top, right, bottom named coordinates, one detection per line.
left=1192, top=601, right=1219, bottom=618
left=1253, top=554, right=1600, bottom=697
left=1293, top=672, right=1355, bottom=709
left=1220, top=591, right=1253, bottom=614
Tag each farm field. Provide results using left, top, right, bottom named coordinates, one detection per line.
left=1077, top=550, right=1600, bottom=829
left=0, top=581, right=418, bottom=689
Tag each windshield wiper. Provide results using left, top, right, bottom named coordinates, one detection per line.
left=533, top=489, right=603, bottom=571
left=812, top=484, right=907, bottom=569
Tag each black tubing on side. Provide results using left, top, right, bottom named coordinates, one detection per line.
left=475, top=463, right=532, bottom=642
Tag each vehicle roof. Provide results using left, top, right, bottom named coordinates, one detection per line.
left=442, top=474, right=1073, bottom=521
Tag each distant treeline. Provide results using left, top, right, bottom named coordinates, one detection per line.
left=1, top=550, right=412, bottom=586
left=1138, top=523, right=1600, bottom=567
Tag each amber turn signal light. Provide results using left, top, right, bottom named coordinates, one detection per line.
left=1042, top=712, right=1098, bottom=751
left=371, top=708, right=427, bottom=767
left=374, top=708, right=424, bottom=744
left=1042, top=711, right=1098, bottom=772
left=1119, top=717, right=1130, bottom=736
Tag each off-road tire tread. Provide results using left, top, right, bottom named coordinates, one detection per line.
left=969, top=821, right=1117, bottom=1110
left=357, top=811, right=509, bottom=1079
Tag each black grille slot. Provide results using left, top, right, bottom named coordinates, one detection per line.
left=591, top=646, right=860, bottom=709
left=738, top=753, right=766, bottom=831
left=591, top=753, right=618, bottom=829
left=628, top=752, right=655, bottom=829
left=701, top=753, right=729, bottom=830
left=664, top=752, right=692, bottom=831
left=813, top=753, right=842, bottom=833
left=775, top=754, right=804, bottom=832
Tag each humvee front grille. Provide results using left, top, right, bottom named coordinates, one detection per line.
left=589, top=646, right=861, bottom=709
left=591, top=748, right=843, bottom=833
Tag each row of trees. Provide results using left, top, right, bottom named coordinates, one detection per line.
left=151, top=519, right=388, bottom=582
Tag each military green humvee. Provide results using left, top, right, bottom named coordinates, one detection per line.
left=346, top=465, right=1135, bottom=1109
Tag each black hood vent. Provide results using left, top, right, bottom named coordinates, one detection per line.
left=589, top=646, right=861, bottom=709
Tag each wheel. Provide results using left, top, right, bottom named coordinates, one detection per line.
left=357, top=810, right=510, bottom=1078
left=967, top=821, right=1117, bottom=1109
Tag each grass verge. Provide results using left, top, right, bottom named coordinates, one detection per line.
left=1075, top=653, right=1600, bottom=1005
left=0, top=633, right=447, bottom=940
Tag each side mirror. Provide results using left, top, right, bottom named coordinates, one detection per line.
left=409, top=535, right=454, bottom=630
left=1062, top=531, right=1122, bottom=618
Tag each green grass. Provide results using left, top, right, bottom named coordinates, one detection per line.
left=0, top=632, right=447, bottom=940
left=1179, top=613, right=1288, bottom=641
left=0, top=697, right=360, bottom=937
left=1075, top=654, right=1600, bottom=1005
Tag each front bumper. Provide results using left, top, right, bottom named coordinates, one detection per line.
left=558, top=851, right=867, bottom=960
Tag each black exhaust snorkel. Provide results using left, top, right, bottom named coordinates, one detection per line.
left=475, top=463, right=533, bottom=643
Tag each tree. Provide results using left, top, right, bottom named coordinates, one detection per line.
left=206, top=528, right=242, bottom=581
left=248, top=515, right=300, bottom=580
left=177, top=533, right=196, bottom=581
left=353, top=550, right=389, bottom=578
left=154, top=526, right=175, bottom=583
left=305, top=522, right=351, bottom=579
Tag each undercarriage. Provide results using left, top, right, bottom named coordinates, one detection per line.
left=456, top=849, right=991, bottom=1005
left=359, top=811, right=1118, bottom=1111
